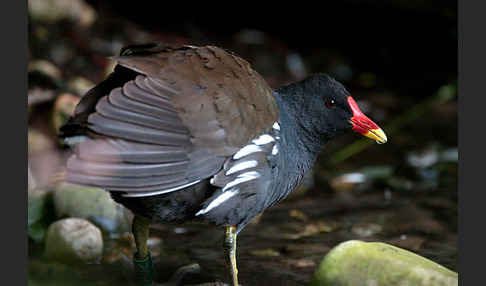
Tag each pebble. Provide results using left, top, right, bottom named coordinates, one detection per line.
left=45, top=218, right=103, bottom=264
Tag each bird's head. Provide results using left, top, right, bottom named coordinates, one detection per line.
left=278, top=74, right=387, bottom=144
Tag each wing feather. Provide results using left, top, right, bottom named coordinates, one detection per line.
left=76, top=139, right=187, bottom=163
left=67, top=156, right=188, bottom=177
left=64, top=44, right=279, bottom=198
left=65, top=74, right=223, bottom=196
left=96, top=96, right=187, bottom=133
left=87, top=113, right=190, bottom=146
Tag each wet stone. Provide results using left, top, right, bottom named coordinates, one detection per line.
left=311, top=240, right=458, bottom=286
left=53, top=183, right=133, bottom=236
left=45, top=218, right=103, bottom=264
left=28, top=191, right=55, bottom=243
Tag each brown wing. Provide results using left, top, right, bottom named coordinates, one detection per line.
left=114, top=45, right=279, bottom=156
left=64, top=44, right=278, bottom=197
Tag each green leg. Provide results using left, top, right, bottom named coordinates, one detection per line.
left=132, top=215, right=155, bottom=286
left=223, top=226, right=239, bottom=286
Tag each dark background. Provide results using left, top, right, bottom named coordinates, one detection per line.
left=86, top=0, right=457, bottom=91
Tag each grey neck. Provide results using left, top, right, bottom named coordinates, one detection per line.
left=265, top=91, right=324, bottom=206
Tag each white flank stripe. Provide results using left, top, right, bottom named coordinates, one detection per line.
left=272, top=145, right=279, bottom=155
left=225, top=160, right=258, bottom=175
left=195, top=189, right=239, bottom=215
left=223, top=171, right=260, bottom=191
left=252, top=134, right=275, bottom=145
left=272, top=122, right=281, bottom=131
left=233, top=144, right=262, bottom=160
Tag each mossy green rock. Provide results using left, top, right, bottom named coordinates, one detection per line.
left=311, top=240, right=458, bottom=286
left=53, top=184, right=132, bottom=235
left=28, top=191, right=56, bottom=243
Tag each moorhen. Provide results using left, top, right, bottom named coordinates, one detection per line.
left=60, top=43, right=387, bottom=286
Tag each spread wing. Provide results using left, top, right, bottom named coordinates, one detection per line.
left=63, top=44, right=278, bottom=197
left=114, top=44, right=278, bottom=155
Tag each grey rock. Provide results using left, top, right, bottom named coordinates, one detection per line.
left=45, top=218, right=103, bottom=264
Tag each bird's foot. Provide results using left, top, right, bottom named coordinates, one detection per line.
left=133, top=252, right=155, bottom=286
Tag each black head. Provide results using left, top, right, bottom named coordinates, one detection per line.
left=276, top=74, right=387, bottom=144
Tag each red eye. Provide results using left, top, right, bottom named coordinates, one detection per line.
left=325, top=98, right=336, bottom=108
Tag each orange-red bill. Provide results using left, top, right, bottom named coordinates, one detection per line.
left=347, top=96, right=387, bottom=144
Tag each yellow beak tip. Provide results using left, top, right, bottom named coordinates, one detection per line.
left=365, top=128, right=388, bottom=144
